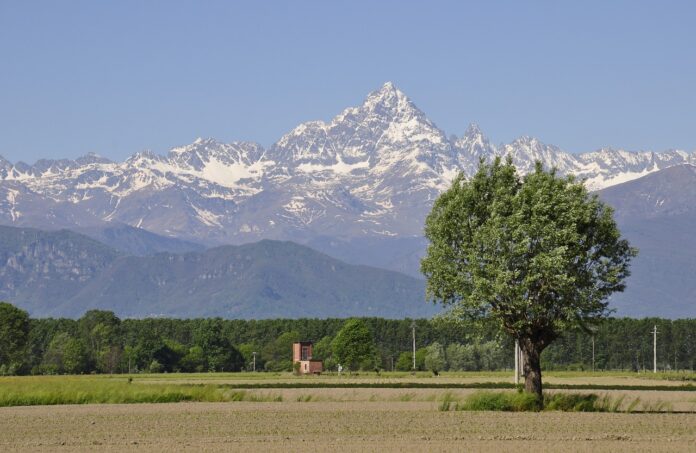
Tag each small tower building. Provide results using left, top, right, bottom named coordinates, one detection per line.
left=292, top=341, right=323, bottom=374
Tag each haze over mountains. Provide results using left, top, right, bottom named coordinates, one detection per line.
left=0, top=82, right=695, bottom=318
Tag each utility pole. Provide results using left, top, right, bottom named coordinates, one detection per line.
left=592, top=335, right=595, bottom=373
left=653, top=325, right=658, bottom=374
left=514, top=340, right=519, bottom=385
left=411, top=321, right=416, bottom=371
left=252, top=351, right=257, bottom=372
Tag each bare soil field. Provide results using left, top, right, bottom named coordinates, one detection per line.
left=1, top=401, right=695, bottom=452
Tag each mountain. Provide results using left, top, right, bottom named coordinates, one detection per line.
left=599, top=164, right=696, bottom=220
left=1, top=82, right=694, bottom=254
left=75, top=224, right=204, bottom=256
left=598, top=165, right=696, bottom=318
left=0, top=225, right=436, bottom=319
left=0, top=225, right=119, bottom=315
left=1, top=83, right=695, bottom=317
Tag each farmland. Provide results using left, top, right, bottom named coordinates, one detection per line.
left=1, top=372, right=695, bottom=451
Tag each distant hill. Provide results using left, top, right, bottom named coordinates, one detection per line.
left=75, top=223, right=204, bottom=256
left=0, top=226, right=436, bottom=319
left=599, top=165, right=696, bottom=318
left=0, top=225, right=120, bottom=315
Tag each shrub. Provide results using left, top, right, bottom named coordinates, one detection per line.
left=457, top=391, right=540, bottom=412
left=148, top=360, right=163, bottom=373
left=438, top=392, right=458, bottom=411
left=455, top=391, right=663, bottom=412
left=544, top=393, right=598, bottom=412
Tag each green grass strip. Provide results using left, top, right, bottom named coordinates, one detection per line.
left=212, top=382, right=696, bottom=391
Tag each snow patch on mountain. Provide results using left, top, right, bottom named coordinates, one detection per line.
left=0, top=82, right=694, bottom=244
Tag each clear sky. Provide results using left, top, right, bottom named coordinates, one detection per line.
left=1, top=0, right=695, bottom=163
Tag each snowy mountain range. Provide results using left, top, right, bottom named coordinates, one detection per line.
left=1, top=82, right=695, bottom=255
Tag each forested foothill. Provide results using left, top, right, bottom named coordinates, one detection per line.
left=1, top=302, right=694, bottom=376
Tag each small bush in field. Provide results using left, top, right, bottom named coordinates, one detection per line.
left=544, top=393, right=598, bottom=412
left=457, top=391, right=540, bottom=412
left=454, top=391, right=669, bottom=412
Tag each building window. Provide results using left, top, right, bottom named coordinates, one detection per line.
left=301, top=346, right=309, bottom=360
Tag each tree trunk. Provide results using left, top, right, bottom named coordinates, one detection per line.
left=520, top=340, right=543, bottom=408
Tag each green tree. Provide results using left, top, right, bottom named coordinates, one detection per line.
left=152, top=339, right=185, bottom=372
left=395, top=348, right=427, bottom=371
left=313, top=335, right=336, bottom=371
left=0, top=302, right=30, bottom=374
left=78, top=310, right=122, bottom=372
left=446, top=343, right=478, bottom=371
left=193, top=319, right=244, bottom=372
left=424, top=342, right=446, bottom=374
left=180, top=346, right=206, bottom=372
left=395, top=351, right=412, bottom=371
left=421, top=158, right=636, bottom=404
left=332, top=319, right=377, bottom=371
left=42, top=332, right=88, bottom=374
left=237, top=343, right=261, bottom=371
left=262, top=331, right=300, bottom=371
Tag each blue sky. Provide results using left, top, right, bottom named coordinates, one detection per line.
left=1, top=0, right=695, bottom=163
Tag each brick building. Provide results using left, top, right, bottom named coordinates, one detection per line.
left=292, top=341, right=323, bottom=374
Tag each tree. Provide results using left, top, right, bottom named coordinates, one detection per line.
left=180, top=346, right=206, bottom=372
left=0, top=302, right=30, bottom=374
left=78, top=310, right=121, bottom=372
left=424, top=342, right=446, bottom=374
left=193, top=319, right=244, bottom=372
left=313, top=336, right=336, bottom=371
left=262, top=331, right=300, bottom=371
left=237, top=343, right=260, bottom=371
left=395, top=351, right=413, bottom=371
left=394, top=349, right=426, bottom=371
left=42, top=332, right=88, bottom=374
left=332, top=319, right=377, bottom=371
left=421, top=158, right=636, bottom=404
left=446, top=343, right=478, bottom=371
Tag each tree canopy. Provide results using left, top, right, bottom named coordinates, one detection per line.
left=332, top=319, right=377, bottom=371
left=421, top=158, right=637, bottom=402
left=0, top=302, right=30, bottom=374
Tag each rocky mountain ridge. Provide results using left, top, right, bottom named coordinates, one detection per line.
left=2, top=82, right=694, bottom=248
left=0, top=225, right=435, bottom=319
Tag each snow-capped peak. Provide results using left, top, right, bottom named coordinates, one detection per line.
left=463, top=122, right=484, bottom=139
left=1, top=82, right=695, bottom=246
left=356, top=81, right=429, bottom=124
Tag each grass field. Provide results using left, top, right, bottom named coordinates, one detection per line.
left=1, top=371, right=695, bottom=451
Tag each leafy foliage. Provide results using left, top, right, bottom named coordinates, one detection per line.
left=0, top=302, right=30, bottom=374
left=424, top=342, right=446, bottom=374
left=0, top=301, right=694, bottom=376
left=332, top=319, right=378, bottom=371
left=421, top=158, right=637, bottom=398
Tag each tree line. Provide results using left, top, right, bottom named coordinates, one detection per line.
left=0, top=302, right=694, bottom=375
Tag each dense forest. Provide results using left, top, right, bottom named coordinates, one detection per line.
left=1, top=302, right=694, bottom=375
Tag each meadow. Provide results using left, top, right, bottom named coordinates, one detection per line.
left=1, top=371, right=696, bottom=451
